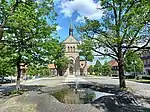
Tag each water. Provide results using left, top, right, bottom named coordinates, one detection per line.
left=51, top=87, right=113, bottom=104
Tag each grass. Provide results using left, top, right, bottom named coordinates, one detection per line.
left=135, top=80, right=150, bottom=83
left=10, top=89, right=27, bottom=95
left=3, top=89, right=28, bottom=96
left=127, top=79, right=150, bottom=84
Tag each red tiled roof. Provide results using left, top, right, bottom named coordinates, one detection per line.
left=108, top=60, right=118, bottom=67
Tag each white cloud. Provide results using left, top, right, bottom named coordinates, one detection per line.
left=56, top=25, right=63, bottom=31
left=59, top=0, right=103, bottom=22
left=76, top=16, right=85, bottom=23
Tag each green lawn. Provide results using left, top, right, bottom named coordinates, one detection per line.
left=128, top=79, right=150, bottom=83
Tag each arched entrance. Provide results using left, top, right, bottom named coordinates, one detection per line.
left=69, top=66, right=73, bottom=75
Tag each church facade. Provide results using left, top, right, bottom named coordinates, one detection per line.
left=62, top=24, right=80, bottom=76
left=48, top=25, right=88, bottom=76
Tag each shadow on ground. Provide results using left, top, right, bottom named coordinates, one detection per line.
left=78, top=82, right=121, bottom=94
left=77, top=82, right=150, bottom=112
left=0, top=85, right=45, bottom=97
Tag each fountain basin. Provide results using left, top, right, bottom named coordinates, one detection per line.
left=49, top=83, right=150, bottom=112
left=51, top=85, right=114, bottom=104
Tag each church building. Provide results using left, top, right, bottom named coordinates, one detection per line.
left=48, top=24, right=89, bottom=76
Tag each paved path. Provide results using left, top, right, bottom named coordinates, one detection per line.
left=1, top=76, right=150, bottom=97
left=64, top=75, right=87, bottom=84
left=0, top=77, right=65, bottom=94
left=81, top=76, right=150, bottom=97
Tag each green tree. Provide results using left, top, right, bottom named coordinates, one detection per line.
left=50, top=42, right=69, bottom=76
left=124, top=51, right=144, bottom=73
left=0, top=45, right=16, bottom=77
left=87, top=65, right=94, bottom=75
left=102, top=62, right=112, bottom=76
left=26, top=65, right=38, bottom=77
left=27, top=65, right=50, bottom=77
left=77, top=0, right=150, bottom=88
left=94, top=60, right=102, bottom=75
left=78, top=41, right=94, bottom=75
left=1, top=0, right=56, bottom=90
left=0, top=0, right=26, bottom=40
left=0, top=57, right=16, bottom=78
left=55, top=57, right=69, bottom=76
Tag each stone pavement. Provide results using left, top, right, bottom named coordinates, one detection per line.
left=82, top=76, right=150, bottom=98
left=64, top=75, right=87, bottom=84
left=1, top=76, right=150, bottom=111
left=1, top=76, right=150, bottom=98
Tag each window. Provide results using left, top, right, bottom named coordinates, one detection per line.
left=68, top=46, right=70, bottom=52
left=70, top=59, right=74, bottom=64
left=73, top=46, right=75, bottom=52
left=70, top=46, right=72, bottom=52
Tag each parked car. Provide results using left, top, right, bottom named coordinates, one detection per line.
left=0, top=77, right=15, bottom=84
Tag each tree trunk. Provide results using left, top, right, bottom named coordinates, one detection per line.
left=0, top=25, right=4, bottom=40
left=16, top=55, right=21, bottom=91
left=118, top=58, right=126, bottom=88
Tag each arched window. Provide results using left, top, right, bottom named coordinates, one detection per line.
left=70, top=46, right=72, bottom=52
left=70, top=59, right=74, bottom=65
left=73, top=46, right=75, bottom=52
left=68, top=46, right=70, bottom=52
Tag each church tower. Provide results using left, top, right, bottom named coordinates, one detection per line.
left=62, top=24, right=80, bottom=76
left=69, top=24, right=73, bottom=36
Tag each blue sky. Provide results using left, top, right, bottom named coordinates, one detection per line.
left=54, top=0, right=103, bottom=41
left=53, top=0, right=111, bottom=64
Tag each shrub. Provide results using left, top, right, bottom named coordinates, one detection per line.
left=125, top=75, right=135, bottom=79
left=142, top=76, right=150, bottom=80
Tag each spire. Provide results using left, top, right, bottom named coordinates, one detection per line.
left=69, top=20, right=73, bottom=36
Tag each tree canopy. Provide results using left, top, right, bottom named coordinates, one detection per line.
left=77, top=0, right=150, bottom=88
left=94, top=60, right=102, bottom=75
left=87, top=65, right=94, bottom=75
left=102, top=62, right=112, bottom=76
left=27, top=65, right=50, bottom=77
left=124, top=51, right=144, bottom=73
left=50, top=42, right=69, bottom=76
left=0, top=0, right=57, bottom=90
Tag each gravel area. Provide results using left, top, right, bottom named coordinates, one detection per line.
left=0, top=91, right=103, bottom=112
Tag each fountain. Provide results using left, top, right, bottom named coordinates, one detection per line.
left=52, top=75, right=150, bottom=111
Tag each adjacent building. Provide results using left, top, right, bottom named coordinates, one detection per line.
left=141, top=47, right=150, bottom=75
left=108, top=45, right=150, bottom=76
left=108, top=60, right=118, bottom=76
